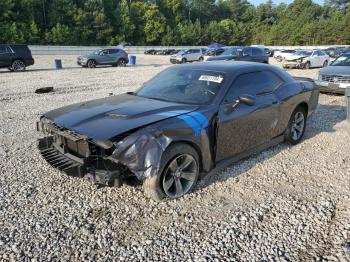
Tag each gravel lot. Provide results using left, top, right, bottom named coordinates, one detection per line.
left=0, top=55, right=349, bottom=261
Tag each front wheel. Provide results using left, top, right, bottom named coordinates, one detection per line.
left=198, top=57, right=204, bottom=62
left=304, top=62, right=311, bottom=70
left=284, top=106, right=306, bottom=145
left=323, top=60, right=328, bottom=67
left=143, top=144, right=199, bottom=201
left=181, top=58, right=187, bottom=64
left=87, top=60, right=96, bottom=68
left=12, top=60, right=26, bottom=71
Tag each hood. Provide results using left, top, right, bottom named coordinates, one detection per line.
left=79, top=52, right=99, bottom=59
left=171, top=53, right=184, bottom=58
left=207, top=55, right=236, bottom=61
left=44, top=94, right=199, bottom=141
left=320, top=65, right=350, bottom=76
left=284, top=54, right=308, bottom=61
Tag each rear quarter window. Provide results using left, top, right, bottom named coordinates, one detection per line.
left=224, top=71, right=283, bottom=102
left=252, top=48, right=263, bottom=56
left=109, top=49, right=119, bottom=54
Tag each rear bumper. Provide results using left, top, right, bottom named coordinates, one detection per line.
left=25, top=58, right=35, bottom=66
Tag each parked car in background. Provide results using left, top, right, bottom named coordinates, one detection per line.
left=274, top=49, right=296, bottom=62
left=207, top=47, right=269, bottom=64
left=315, top=53, right=350, bottom=94
left=323, top=47, right=348, bottom=58
left=0, top=44, right=34, bottom=72
left=282, top=50, right=330, bottom=69
left=205, top=48, right=226, bottom=56
left=144, top=49, right=156, bottom=55
left=37, top=62, right=319, bottom=201
left=77, top=48, right=129, bottom=68
left=170, top=48, right=204, bottom=63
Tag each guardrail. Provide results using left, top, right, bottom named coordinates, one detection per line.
left=28, top=45, right=207, bottom=55
left=28, top=45, right=349, bottom=55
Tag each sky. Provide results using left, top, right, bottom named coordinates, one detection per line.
left=250, top=0, right=325, bottom=6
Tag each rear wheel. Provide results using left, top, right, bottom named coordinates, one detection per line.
left=117, top=59, right=127, bottom=67
left=284, top=106, right=307, bottom=145
left=12, top=60, right=26, bottom=71
left=87, top=60, right=96, bottom=68
left=276, top=56, right=282, bottom=62
left=143, top=143, right=199, bottom=201
left=198, top=57, right=204, bottom=62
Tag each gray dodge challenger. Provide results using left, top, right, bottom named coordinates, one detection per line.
left=37, top=62, right=319, bottom=201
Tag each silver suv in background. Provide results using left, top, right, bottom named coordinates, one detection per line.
left=170, top=49, right=204, bottom=64
left=77, top=48, right=129, bottom=68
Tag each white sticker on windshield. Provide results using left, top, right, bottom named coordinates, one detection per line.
left=199, top=75, right=223, bottom=83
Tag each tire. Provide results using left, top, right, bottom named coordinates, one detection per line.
left=8, top=67, right=14, bottom=72
left=87, top=60, right=96, bottom=68
left=323, top=60, right=328, bottom=67
left=198, top=57, right=204, bottom=62
left=276, top=56, right=282, bottom=62
left=117, top=59, right=127, bottom=67
left=284, top=106, right=307, bottom=145
left=11, top=60, right=26, bottom=72
left=143, top=143, right=200, bottom=201
left=304, top=62, right=311, bottom=70
left=181, top=58, right=187, bottom=64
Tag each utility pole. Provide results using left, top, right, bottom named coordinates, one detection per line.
left=188, top=0, right=192, bottom=22
left=42, top=0, right=46, bottom=28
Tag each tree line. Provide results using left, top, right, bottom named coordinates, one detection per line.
left=0, top=0, right=349, bottom=46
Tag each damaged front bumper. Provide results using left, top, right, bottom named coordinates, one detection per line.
left=37, top=119, right=126, bottom=186
left=36, top=117, right=174, bottom=186
left=282, top=60, right=305, bottom=69
left=38, top=136, right=123, bottom=186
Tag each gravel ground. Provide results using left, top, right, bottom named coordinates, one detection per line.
left=0, top=55, right=349, bottom=261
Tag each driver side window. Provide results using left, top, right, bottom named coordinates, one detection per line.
left=224, top=71, right=282, bottom=103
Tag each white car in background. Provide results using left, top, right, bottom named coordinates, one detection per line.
left=273, top=49, right=296, bottom=62
left=282, top=50, right=330, bottom=69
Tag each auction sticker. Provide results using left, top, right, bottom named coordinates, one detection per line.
left=199, top=75, right=224, bottom=83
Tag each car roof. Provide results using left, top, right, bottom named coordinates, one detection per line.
left=172, top=61, right=276, bottom=74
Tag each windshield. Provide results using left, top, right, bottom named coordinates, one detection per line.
left=136, top=68, right=225, bottom=105
left=294, top=50, right=312, bottom=56
left=177, top=50, right=187, bottom=55
left=222, top=48, right=240, bottom=56
left=331, top=55, right=350, bottom=66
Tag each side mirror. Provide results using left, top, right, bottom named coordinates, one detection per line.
left=239, top=95, right=256, bottom=106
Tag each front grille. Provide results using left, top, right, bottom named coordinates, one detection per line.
left=38, top=137, right=86, bottom=177
left=321, top=74, right=350, bottom=83
left=53, top=133, right=95, bottom=158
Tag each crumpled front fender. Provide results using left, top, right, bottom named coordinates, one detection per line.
left=108, top=111, right=215, bottom=180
